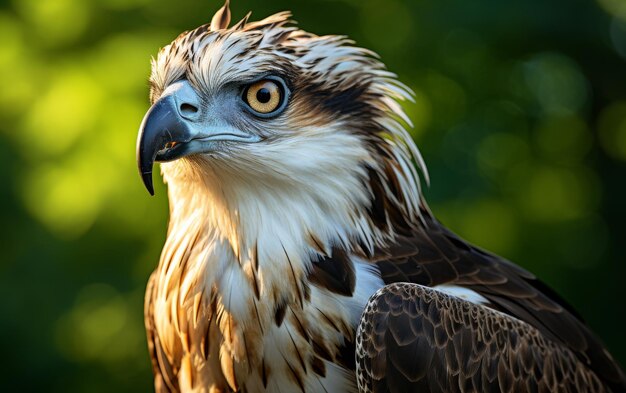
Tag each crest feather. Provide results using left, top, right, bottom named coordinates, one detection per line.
left=232, top=11, right=252, bottom=30
left=211, top=0, right=231, bottom=30
left=242, top=11, right=292, bottom=31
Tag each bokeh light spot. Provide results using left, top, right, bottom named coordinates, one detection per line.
left=597, top=0, right=626, bottom=21
left=98, top=0, right=151, bottom=10
left=22, top=68, right=104, bottom=157
left=598, top=101, right=626, bottom=161
left=360, top=0, right=413, bottom=53
left=519, top=166, right=600, bottom=221
left=0, top=12, right=22, bottom=68
left=22, top=160, right=102, bottom=238
left=534, top=115, right=592, bottom=164
left=55, top=284, right=142, bottom=362
left=422, top=72, right=467, bottom=129
left=0, top=13, right=40, bottom=118
left=610, top=18, right=626, bottom=59
left=477, top=132, right=530, bottom=175
left=462, top=200, right=518, bottom=255
left=437, top=200, right=518, bottom=256
left=13, top=0, right=91, bottom=46
left=522, top=53, right=589, bottom=115
left=88, top=33, right=159, bottom=94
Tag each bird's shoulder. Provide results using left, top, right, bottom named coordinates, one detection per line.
left=367, top=207, right=626, bottom=391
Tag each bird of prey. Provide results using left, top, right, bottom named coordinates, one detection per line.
left=136, top=2, right=626, bottom=392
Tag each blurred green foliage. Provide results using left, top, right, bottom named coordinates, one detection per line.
left=0, top=0, right=625, bottom=391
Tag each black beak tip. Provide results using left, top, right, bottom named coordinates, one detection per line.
left=137, top=94, right=190, bottom=197
left=141, top=171, right=155, bottom=196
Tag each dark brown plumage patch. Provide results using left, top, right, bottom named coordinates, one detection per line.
left=274, top=299, right=288, bottom=327
left=335, top=338, right=356, bottom=372
left=308, top=246, right=355, bottom=297
left=312, top=338, right=333, bottom=362
left=302, top=281, right=311, bottom=301
left=311, top=356, right=326, bottom=377
left=295, top=79, right=374, bottom=119
left=366, top=166, right=388, bottom=231
left=261, top=358, right=269, bottom=388
left=320, top=83, right=372, bottom=117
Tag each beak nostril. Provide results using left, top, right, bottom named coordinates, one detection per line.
left=180, top=103, right=199, bottom=116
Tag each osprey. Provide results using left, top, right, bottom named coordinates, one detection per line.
left=137, top=2, right=626, bottom=392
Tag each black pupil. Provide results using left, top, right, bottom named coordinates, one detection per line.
left=256, top=88, right=272, bottom=104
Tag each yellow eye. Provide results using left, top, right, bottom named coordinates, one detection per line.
left=245, top=79, right=284, bottom=115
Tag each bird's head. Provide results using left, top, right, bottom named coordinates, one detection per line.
left=137, top=1, right=425, bottom=241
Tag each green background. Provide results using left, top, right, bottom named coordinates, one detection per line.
left=1, top=0, right=625, bottom=391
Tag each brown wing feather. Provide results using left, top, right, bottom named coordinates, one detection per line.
left=145, top=271, right=179, bottom=393
left=356, top=283, right=612, bottom=393
left=371, top=208, right=626, bottom=392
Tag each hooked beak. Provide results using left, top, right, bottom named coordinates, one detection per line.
left=136, top=95, right=192, bottom=195
left=136, top=81, right=260, bottom=195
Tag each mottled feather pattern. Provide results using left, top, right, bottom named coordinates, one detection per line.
left=370, top=208, right=626, bottom=392
left=356, top=283, right=608, bottom=393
